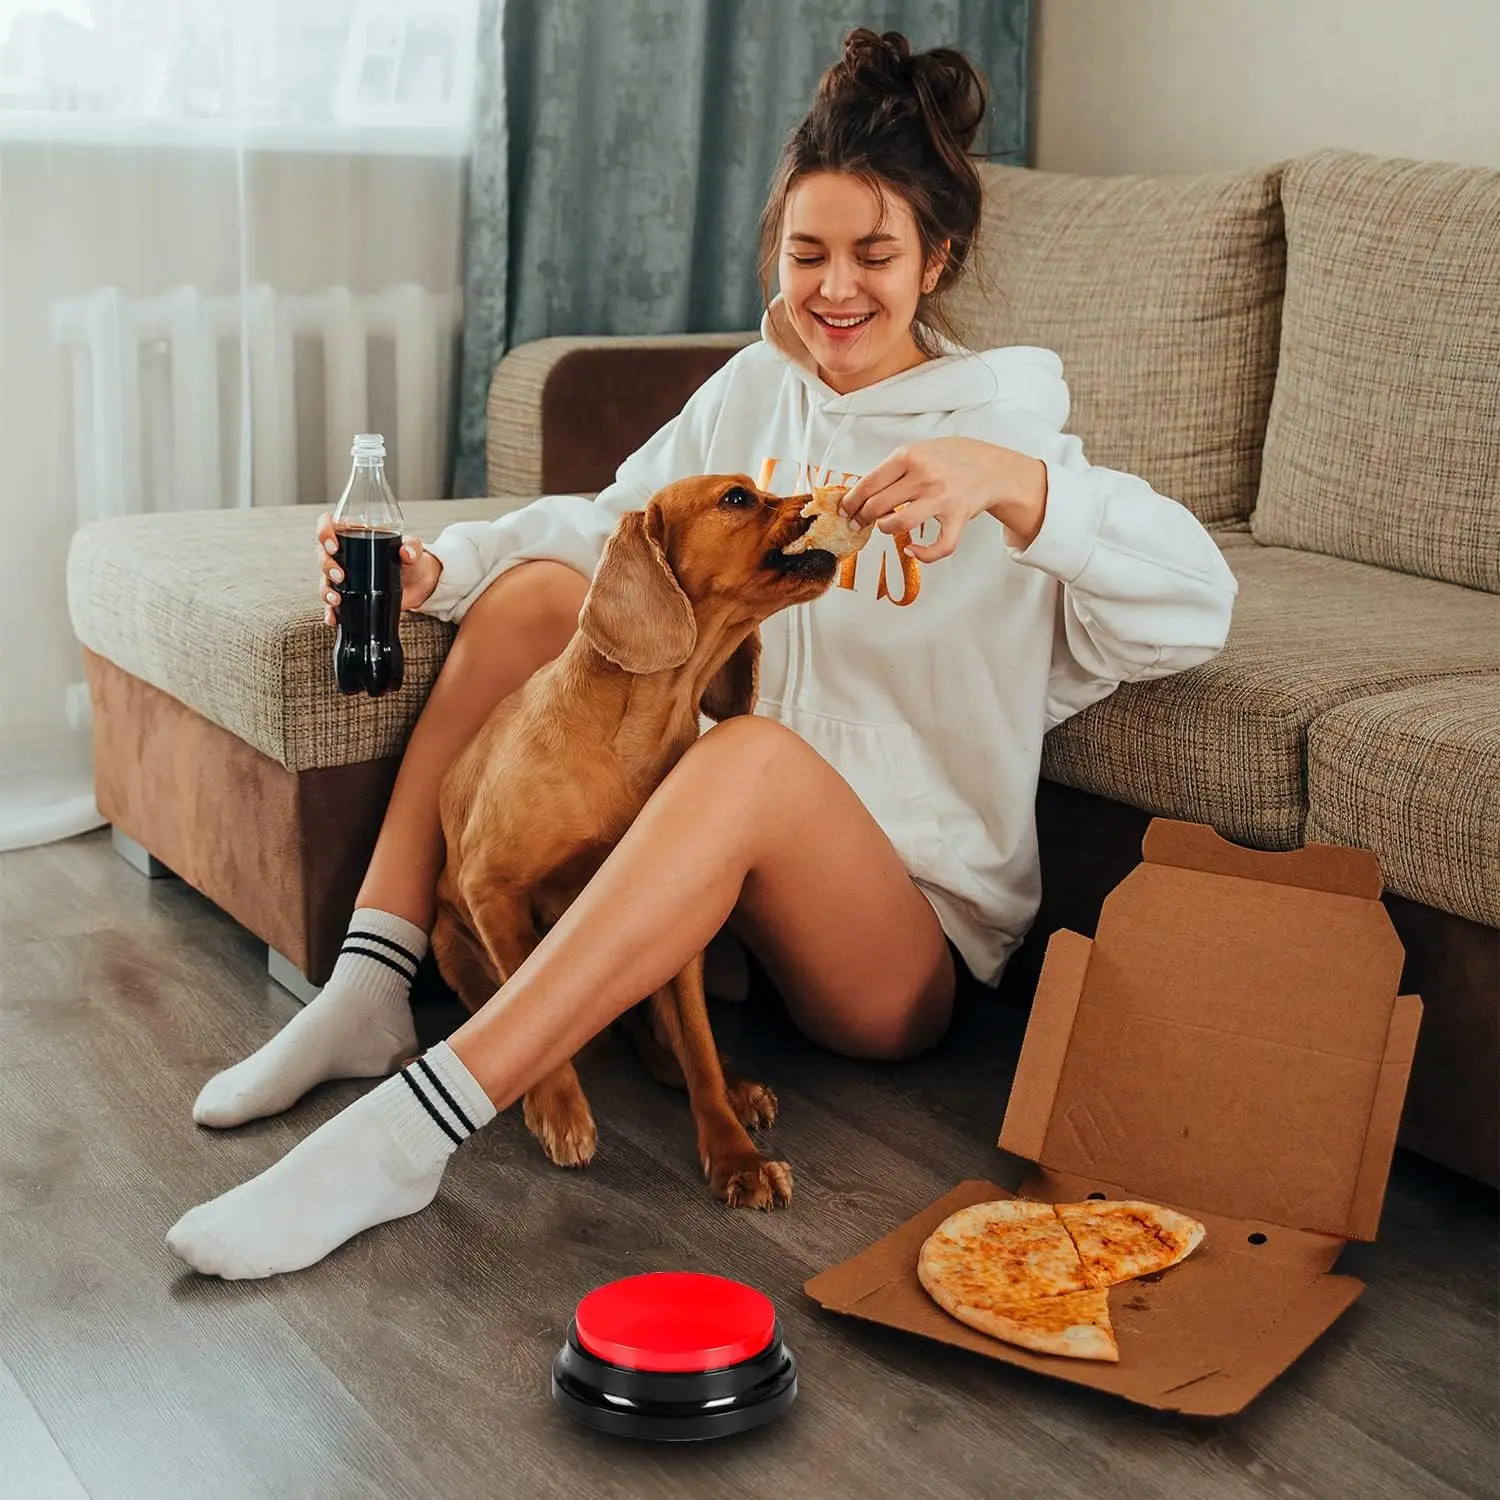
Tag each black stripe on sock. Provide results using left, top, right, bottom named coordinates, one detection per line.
left=340, top=944, right=417, bottom=983
left=416, top=1056, right=477, bottom=1135
left=345, top=929, right=423, bottom=971
left=399, top=1068, right=465, bottom=1146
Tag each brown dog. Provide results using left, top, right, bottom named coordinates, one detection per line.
left=431, top=475, right=850, bottom=1208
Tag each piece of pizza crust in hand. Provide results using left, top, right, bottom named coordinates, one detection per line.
left=781, top=485, right=873, bottom=560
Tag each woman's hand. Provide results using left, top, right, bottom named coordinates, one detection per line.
left=838, top=437, right=1049, bottom=562
left=316, top=513, right=442, bottom=627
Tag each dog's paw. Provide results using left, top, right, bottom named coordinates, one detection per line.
left=710, top=1154, right=793, bottom=1210
left=524, top=1091, right=598, bottom=1169
left=727, top=1078, right=778, bottom=1131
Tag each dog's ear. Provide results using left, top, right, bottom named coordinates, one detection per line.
left=700, top=629, right=761, bottom=722
left=579, top=505, right=696, bottom=673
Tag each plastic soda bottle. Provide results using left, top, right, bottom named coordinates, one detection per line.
left=331, top=433, right=405, bottom=698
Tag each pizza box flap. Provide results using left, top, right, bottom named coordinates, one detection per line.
left=997, top=819, right=1421, bottom=1242
left=803, top=1178, right=1363, bottom=1416
left=1139, top=818, right=1385, bottom=898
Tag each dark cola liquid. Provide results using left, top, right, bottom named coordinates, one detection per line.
left=333, top=526, right=405, bottom=698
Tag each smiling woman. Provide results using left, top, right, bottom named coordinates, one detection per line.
left=166, top=26, right=1236, bottom=1284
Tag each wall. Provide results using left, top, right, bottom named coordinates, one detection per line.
left=1033, top=0, right=1500, bottom=174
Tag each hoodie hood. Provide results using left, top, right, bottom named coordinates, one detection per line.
left=760, top=294, right=1071, bottom=431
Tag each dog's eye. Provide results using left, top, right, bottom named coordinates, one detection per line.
left=719, top=487, right=754, bottom=509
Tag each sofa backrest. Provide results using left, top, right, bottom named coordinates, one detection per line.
left=1252, top=149, right=1500, bottom=593
left=946, top=163, right=1285, bottom=529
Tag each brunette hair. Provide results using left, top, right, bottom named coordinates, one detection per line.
left=756, top=28, right=988, bottom=355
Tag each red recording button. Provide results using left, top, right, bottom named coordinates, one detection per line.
left=573, top=1271, right=778, bottom=1373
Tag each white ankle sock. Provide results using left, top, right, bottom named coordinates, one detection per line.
left=168, top=1041, right=497, bottom=1279
left=193, top=909, right=426, bottom=1128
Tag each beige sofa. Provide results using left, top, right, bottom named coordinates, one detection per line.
left=67, top=149, right=1500, bottom=1185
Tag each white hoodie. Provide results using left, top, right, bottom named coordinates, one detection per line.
left=422, top=301, right=1238, bottom=984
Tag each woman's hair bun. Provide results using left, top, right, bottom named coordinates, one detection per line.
left=833, top=27, right=911, bottom=90
left=823, top=27, right=987, bottom=154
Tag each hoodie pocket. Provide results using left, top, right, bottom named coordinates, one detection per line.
left=773, top=703, right=945, bottom=883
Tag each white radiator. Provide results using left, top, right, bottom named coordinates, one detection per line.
left=52, top=282, right=464, bottom=521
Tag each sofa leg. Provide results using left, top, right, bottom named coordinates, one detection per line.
left=111, top=826, right=175, bottom=879
left=268, top=947, right=323, bottom=1006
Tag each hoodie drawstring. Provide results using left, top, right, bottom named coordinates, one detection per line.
left=785, top=393, right=856, bottom=704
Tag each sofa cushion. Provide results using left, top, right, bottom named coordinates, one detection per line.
left=67, top=499, right=519, bottom=772
left=1252, top=149, right=1500, bottom=592
left=1041, top=540, right=1500, bottom=849
left=947, top=162, right=1285, bottom=529
left=1306, top=679, right=1500, bottom=928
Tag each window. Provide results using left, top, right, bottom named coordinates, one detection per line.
left=0, top=0, right=479, bottom=153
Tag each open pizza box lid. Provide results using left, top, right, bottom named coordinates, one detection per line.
left=805, top=819, right=1423, bottom=1416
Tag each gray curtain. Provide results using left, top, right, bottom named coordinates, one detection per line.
left=454, top=0, right=1032, bottom=496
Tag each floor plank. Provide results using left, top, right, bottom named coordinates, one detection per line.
left=0, top=1355, right=92, bottom=1500
left=2, top=830, right=1495, bottom=1500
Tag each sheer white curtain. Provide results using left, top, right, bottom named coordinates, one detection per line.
left=0, top=0, right=479, bottom=850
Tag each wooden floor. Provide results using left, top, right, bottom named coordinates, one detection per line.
left=2, top=830, right=1496, bottom=1500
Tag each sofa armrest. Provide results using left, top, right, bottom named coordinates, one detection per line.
left=486, top=331, right=757, bottom=497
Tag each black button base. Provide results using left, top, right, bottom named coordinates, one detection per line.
left=551, top=1321, right=798, bottom=1442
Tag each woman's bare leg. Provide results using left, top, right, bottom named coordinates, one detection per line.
left=190, top=561, right=589, bottom=1128
left=448, top=712, right=954, bottom=1102
left=166, top=714, right=954, bottom=1278
left=358, top=560, right=590, bottom=929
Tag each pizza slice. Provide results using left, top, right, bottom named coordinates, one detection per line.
left=917, top=1198, right=1092, bottom=1307
left=938, top=1287, right=1119, bottom=1363
left=1055, top=1200, right=1206, bottom=1288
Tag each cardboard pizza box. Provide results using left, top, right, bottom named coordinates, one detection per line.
left=804, top=818, right=1423, bottom=1416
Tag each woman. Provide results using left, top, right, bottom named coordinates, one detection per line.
left=167, top=30, right=1236, bottom=1278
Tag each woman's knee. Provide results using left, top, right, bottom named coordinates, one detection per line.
left=691, top=713, right=808, bottom=776
left=848, top=998, right=952, bottom=1061
left=677, top=715, right=824, bottom=829
left=795, top=970, right=954, bottom=1063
